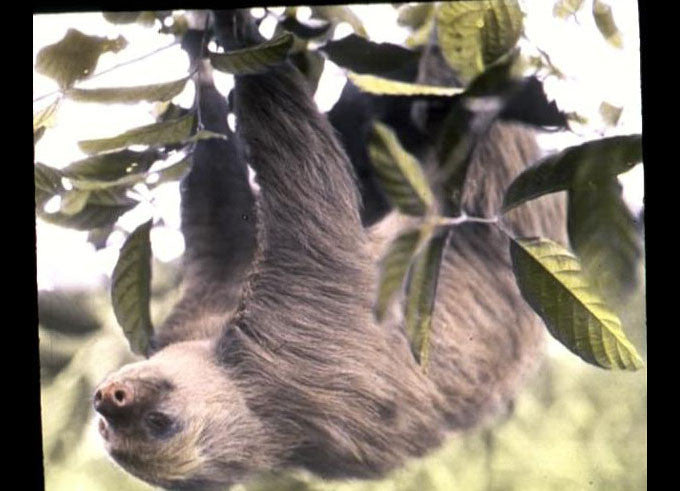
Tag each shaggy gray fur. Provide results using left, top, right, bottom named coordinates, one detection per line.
left=207, top=10, right=566, bottom=481
left=96, top=10, right=567, bottom=489
left=153, top=62, right=257, bottom=349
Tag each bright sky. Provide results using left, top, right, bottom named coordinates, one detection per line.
left=33, top=2, right=643, bottom=291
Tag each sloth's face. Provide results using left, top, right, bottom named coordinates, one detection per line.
left=93, top=340, right=254, bottom=489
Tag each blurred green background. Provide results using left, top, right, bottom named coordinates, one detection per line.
left=39, top=255, right=646, bottom=491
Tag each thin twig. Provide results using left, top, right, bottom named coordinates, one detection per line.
left=33, top=40, right=181, bottom=104
left=436, top=213, right=520, bottom=242
left=438, top=213, right=499, bottom=227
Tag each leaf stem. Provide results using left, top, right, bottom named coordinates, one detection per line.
left=437, top=213, right=499, bottom=227
left=436, top=213, right=518, bottom=241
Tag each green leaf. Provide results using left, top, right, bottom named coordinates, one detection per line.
left=311, top=6, right=367, bottom=37
left=83, top=187, right=139, bottom=206
left=153, top=101, right=190, bottom=123
left=35, top=29, right=127, bottom=89
left=35, top=162, right=66, bottom=208
left=510, top=237, right=643, bottom=370
left=78, top=114, right=195, bottom=154
left=87, top=225, right=114, bottom=250
left=66, top=77, right=190, bottom=104
left=38, top=202, right=136, bottom=230
left=320, top=34, right=419, bottom=78
left=210, top=33, right=294, bottom=75
left=348, top=72, right=464, bottom=97
left=111, top=220, right=154, bottom=355
left=436, top=0, right=523, bottom=82
left=34, top=98, right=60, bottom=130
left=35, top=159, right=142, bottom=203
left=35, top=162, right=138, bottom=229
left=34, top=162, right=63, bottom=196
left=479, top=1, right=524, bottom=66
left=552, top=0, right=585, bottom=18
left=502, top=135, right=642, bottom=213
left=375, top=227, right=432, bottom=321
left=405, top=232, right=449, bottom=369
left=368, top=122, right=435, bottom=216
left=599, top=101, right=623, bottom=127
left=61, top=149, right=160, bottom=181
left=397, top=2, right=435, bottom=29
left=149, top=155, right=192, bottom=186
left=190, top=130, right=229, bottom=142
left=568, top=178, right=642, bottom=304
left=593, top=0, right=623, bottom=48
left=59, top=189, right=90, bottom=215
left=405, top=7, right=436, bottom=48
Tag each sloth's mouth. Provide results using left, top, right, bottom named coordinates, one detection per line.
left=98, top=418, right=110, bottom=442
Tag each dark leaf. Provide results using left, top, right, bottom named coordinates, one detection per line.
left=61, top=149, right=160, bottom=182
left=502, top=135, right=642, bottom=212
left=38, top=202, right=136, bottom=230
left=111, top=220, right=154, bottom=355
left=59, top=190, right=90, bottom=215
left=35, top=29, right=127, bottom=89
left=553, top=0, right=585, bottom=18
left=154, top=102, right=190, bottom=123
left=279, top=15, right=331, bottom=39
left=149, top=155, right=193, bottom=187
left=499, top=77, right=568, bottom=129
left=102, top=11, right=143, bottom=24
left=35, top=162, right=65, bottom=207
left=593, top=0, right=623, bottom=48
left=210, top=33, right=294, bottom=75
left=376, top=227, right=430, bottom=321
left=78, top=114, right=195, bottom=154
left=35, top=162, right=138, bottom=229
left=320, top=34, right=420, bottom=78
left=405, top=231, right=449, bottom=369
left=568, top=177, right=643, bottom=304
left=66, top=77, right=190, bottom=104
left=34, top=126, right=46, bottom=145
left=368, top=122, right=435, bottom=216
left=87, top=225, right=115, bottom=250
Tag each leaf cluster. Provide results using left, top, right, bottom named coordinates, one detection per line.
left=33, top=4, right=644, bottom=369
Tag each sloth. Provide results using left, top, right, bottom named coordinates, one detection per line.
left=93, top=10, right=566, bottom=490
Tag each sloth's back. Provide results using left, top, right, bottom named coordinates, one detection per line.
left=369, top=122, right=567, bottom=432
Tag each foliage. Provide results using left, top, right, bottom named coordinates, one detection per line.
left=34, top=2, right=645, bottom=490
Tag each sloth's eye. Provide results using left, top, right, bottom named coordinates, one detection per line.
left=145, top=412, right=173, bottom=437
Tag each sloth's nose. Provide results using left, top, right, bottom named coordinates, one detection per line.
left=93, top=381, right=134, bottom=420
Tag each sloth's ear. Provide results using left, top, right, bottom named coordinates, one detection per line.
left=216, top=323, right=251, bottom=367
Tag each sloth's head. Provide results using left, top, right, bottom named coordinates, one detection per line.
left=93, top=340, right=268, bottom=489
